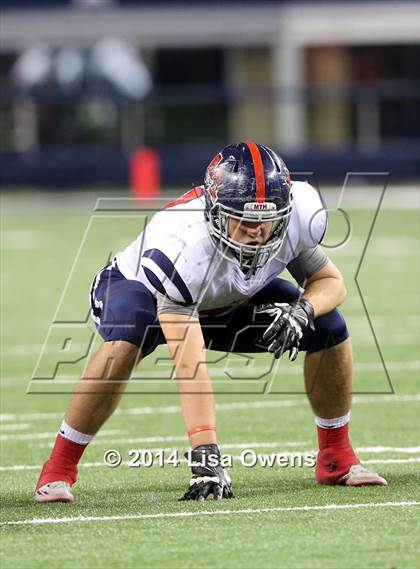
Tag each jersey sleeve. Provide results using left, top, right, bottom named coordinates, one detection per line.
left=156, top=292, right=199, bottom=317
left=141, top=246, right=198, bottom=306
left=286, top=245, right=329, bottom=286
left=292, top=181, right=328, bottom=248
left=285, top=181, right=329, bottom=285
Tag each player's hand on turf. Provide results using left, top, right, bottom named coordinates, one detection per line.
left=256, top=299, right=315, bottom=361
left=179, top=444, right=235, bottom=501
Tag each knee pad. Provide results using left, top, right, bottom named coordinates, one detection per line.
left=306, top=308, right=349, bottom=353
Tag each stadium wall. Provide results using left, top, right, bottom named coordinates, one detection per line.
left=1, top=144, right=419, bottom=189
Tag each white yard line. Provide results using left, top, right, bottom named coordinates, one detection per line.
left=1, top=393, right=419, bottom=423
left=0, top=400, right=300, bottom=422
left=352, top=394, right=420, bottom=404
left=0, top=411, right=67, bottom=422
left=31, top=434, right=192, bottom=448
left=0, top=464, right=63, bottom=471
left=356, top=446, right=420, bottom=454
left=4, top=360, right=418, bottom=384
left=1, top=229, right=42, bottom=250
left=4, top=328, right=420, bottom=355
left=181, top=361, right=420, bottom=376
left=4, top=344, right=88, bottom=356
left=1, top=501, right=419, bottom=527
left=1, top=359, right=418, bottom=388
left=0, top=429, right=124, bottom=442
left=356, top=361, right=420, bottom=371
left=363, top=458, right=420, bottom=465
left=33, top=438, right=307, bottom=449
left=0, top=423, right=31, bottom=431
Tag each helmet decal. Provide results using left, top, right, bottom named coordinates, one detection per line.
left=205, top=152, right=223, bottom=200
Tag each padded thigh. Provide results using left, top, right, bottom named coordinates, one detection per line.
left=100, top=280, right=157, bottom=325
left=94, top=274, right=164, bottom=355
left=303, top=307, right=349, bottom=353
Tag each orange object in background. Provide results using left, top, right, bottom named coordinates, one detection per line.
left=130, top=147, right=161, bottom=198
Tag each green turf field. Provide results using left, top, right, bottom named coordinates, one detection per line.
left=1, top=189, right=419, bottom=569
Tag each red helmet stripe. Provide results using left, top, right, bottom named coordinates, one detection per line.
left=244, top=141, right=266, bottom=202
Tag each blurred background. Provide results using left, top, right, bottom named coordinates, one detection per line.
left=0, top=0, right=419, bottom=190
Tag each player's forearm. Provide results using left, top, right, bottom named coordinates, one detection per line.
left=302, top=276, right=347, bottom=317
left=159, top=313, right=218, bottom=448
left=177, top=365, right=217, bottom=448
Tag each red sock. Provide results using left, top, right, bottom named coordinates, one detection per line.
left=316, top=423, right=360, bottom=484
left=36, top=434, right=88, bottom=489
left=317, top=423, right=353, bottom=450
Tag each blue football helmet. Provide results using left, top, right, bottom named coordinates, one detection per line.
left=203, top=141, right=293, bottom=275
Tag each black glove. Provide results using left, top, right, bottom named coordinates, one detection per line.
left=256, top=299, right=315, bottom=361
left=179, top=444, right=235, bottom=501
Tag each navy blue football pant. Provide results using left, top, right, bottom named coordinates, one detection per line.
left=90, top=263, right=349, bottom=358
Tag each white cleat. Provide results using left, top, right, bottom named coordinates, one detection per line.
left=339, top=464, right=388, bottom=487
left=34, top=481, right=75, bottom=503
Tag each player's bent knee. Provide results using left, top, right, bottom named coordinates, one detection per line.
left=307, top=308, right=349, bottom=353
left=102, top=340, right=142, bottom=361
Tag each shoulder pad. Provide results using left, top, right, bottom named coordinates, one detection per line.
left=291, top=181, right=327, bottom=247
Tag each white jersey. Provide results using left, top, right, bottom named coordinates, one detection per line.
left=116, top=181, right=327, bottom=312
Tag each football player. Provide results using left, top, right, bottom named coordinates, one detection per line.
left=34, top=142, right=387, bottom=503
